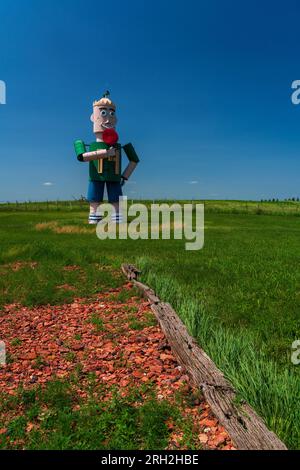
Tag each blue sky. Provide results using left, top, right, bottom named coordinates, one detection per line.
left=1, top=0, right=300, bottom=201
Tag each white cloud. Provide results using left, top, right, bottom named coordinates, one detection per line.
left=43, top=182, right=54, bottom=186
left=188, top=180, right=199, bottom=185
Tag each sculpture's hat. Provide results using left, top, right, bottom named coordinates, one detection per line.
left=93, top=90, right=116, bottom=109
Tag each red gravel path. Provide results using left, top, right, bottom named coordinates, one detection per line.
left=0, top=282, right=235, bottom=450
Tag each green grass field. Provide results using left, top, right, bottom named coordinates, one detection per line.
left=0, top=200, right=299, bottom=448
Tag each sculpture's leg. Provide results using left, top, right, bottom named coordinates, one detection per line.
left=89, top=202, right=102, bottom=224
left=87, top=181, right=105, bottom=224
left=107, top=182, right=123, bottom=224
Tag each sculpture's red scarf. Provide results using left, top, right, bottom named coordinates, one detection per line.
left=102, top=128, right=119, bottom=146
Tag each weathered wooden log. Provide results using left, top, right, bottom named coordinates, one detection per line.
left=132, top=281, right=161, bottom=304
left=152, top=302, right=287, bottom=450
left=121, top=264, right=141, bottom=280
left=121, top=264, right=287, bottom=450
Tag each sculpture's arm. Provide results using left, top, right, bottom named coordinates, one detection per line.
left=122, top=143, right=140, bottom=180
left=74, top=140, right=115, bottom=162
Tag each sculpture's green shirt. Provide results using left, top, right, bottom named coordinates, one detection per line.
left=74, top=140, right=140, bottom=183
left=88, top=141, right=121, bottom=182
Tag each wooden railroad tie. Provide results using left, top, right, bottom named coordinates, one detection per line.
left=121, top=263, right=287, bottom=451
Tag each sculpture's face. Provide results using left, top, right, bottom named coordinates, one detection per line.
left=91, top=105, right=117, bottom=134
